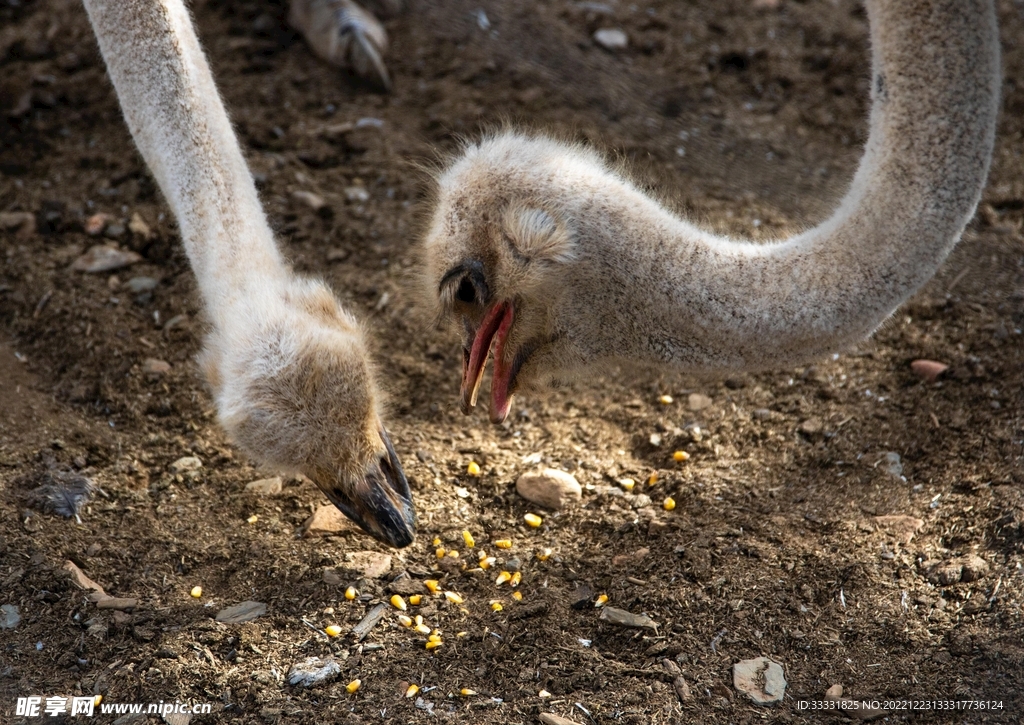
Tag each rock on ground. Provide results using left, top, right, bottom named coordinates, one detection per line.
left=215, top=601, right=267, bottom=624
left=245, top=477, right=283, bottom=496
left=287, top=657, right=341, bottom=687
left=733, top=657, right=786, bottom=705
left=516, top=468, right=582, bottom=509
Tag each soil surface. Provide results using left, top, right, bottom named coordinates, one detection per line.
left=3, top=0, right=1024, bottom=723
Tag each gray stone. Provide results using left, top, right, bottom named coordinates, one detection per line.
left=169, top=456, right=202, bottom=473
left=593, top=28, right=628, bottom=50
left=599, top=606, right=658, bottom=630
left=0, top=604, right=20, bottom=629
left=245, top=477, right=283, bottom=496
left=71, top=245, right=142, bottom=273
left=733, top=657, right=786, bottom=705
left=343, top=551, right=392, bottom=579
left=126, top=276, right=158, bottom=293
left=287, top=656, right=341, bottom=687
left=516, top=468, right=582, bottom=510
left=687, top=393, right=713, bottom=411
left=960, top=554, right=989, bottom=582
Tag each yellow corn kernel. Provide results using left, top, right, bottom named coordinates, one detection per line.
left=460, top=688, right=477, bottom=697
left=447, top=549, right=460, bottom=558
left=536, top=548, right=553, bottom=562
left=495, top=571, right=512, bottom=585
left=495, top=539, right=513, bottom=549
left=409, top=594, right=422, bottom=605
left=672, top=450, right=690, bottom=462
left=512, top=591, right=523, bottom=601
left=405, top=684, right=419, bottom=698
left=432, top=536, right=442, bottom=546
left=490, top=601, right=503, bottom=612
left=539, top=689, right=552, bottom=698
left=619, top=478, right=636, bottom=492
left=390, top=595, right=407, bottom=611
left=663, top=496, right=676, bottom=511
left=92, top=696, right=102, bottom=707
left=415, top=623, right=431, bottom=634
left=462, top=530, right=476, bottom=548
left=510, top=572, right=522, bottom=587
left=346, top=679, right=361, bottom=693
left=247, top=514, right=258, bottom=524
left=467, top=461, right=481, bottom=476
left=658, top=394, right=673, bottom=405
left=414, top=614, right=424, bottom=626
left=479, top=556, right=496, bottom=570
left=397, top=614, right=413, bottom=627
left=325, top=625, right=342, bottom=637
left=648, top=472, right=659, bottom=486
left=428, top=632, right=443, bottom=643
left=345, top=586, right=358, bottom=600
left=524, top=513, right=543, bottom=528
left=595, top=594, right=609, bottom=608
left=425, top=640, right=442, bottom=650
left=190, top=586, right=202, bottom=598
left=436, top=547, right=446, bottom=559
left=444, top=591, right=464, bottom=604
left=424, top=579, right=441, bottom=594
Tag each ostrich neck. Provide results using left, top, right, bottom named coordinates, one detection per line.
left=83, top=0, right=287, bottom=322
left=576, top=0, right=999, bottom=373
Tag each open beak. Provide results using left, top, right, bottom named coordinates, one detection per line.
left=315, top=426, right=415, bottom=548
left=460, top=301, right=518, bottom=423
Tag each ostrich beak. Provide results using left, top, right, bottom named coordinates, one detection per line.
left=460, top=301, right=517, bottom=423
left=315, top=426, right=416, bottom=548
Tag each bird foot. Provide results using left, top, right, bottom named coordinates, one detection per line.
left=289, top=0, right=392, bottom=90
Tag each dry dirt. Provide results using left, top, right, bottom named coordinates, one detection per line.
left=2, top=0, right=1024, bottom=723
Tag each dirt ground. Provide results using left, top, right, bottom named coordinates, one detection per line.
left=2, top=0, right=1024, bottom=722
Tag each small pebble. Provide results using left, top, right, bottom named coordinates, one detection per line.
left=910, top=359, right=948, bottom=382
left=292, top=190, right=327, bottom=212
left=516, top=468, right=582, bottom=509
left=71, top=245, right=142, bottom=273
left=688, top=393, right=713, bottom=411
left=733, top=657, right=787, bottom=705
left=594, top=28, right=628, bottom=50
left=245, top=477, right=283, bottom=496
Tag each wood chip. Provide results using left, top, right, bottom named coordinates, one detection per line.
left=351, top=602, right=387, bottom=641
left=63, top=560, right=108, bottom=601
left=598, top=606, right=658, bottom=630
left=96, top=597, right=138, bottom=611
left=71, top=245, right=142, bottom=273
left=287, top=656, right=341, bottom=688
left=508, top=602, right=549, bottom=621
left=215, top=601, right=267, bottom=624
left=873, top=515, right=924, bottom=545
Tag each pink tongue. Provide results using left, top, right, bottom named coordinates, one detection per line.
left=489, top=303, right=516, bottom=423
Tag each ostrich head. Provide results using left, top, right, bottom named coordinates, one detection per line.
left=424, top=133, right=611, bottom=423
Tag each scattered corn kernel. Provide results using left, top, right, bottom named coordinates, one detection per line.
left=93, top=696, right=103, bottom=707
left=425, top=640, right=443, bottom=650
left=190, top=586, right=202, bottom=598
left=462, top=530, right=476, bottom=548
left=456, top=631, right=468, bottom=638
left=346, top=679, right=362, bottom=694
left=460, top=688, right=477, bottom=697
left=524, top=513, right=543, bottom=528
left=663, top=496, right=676, bottom=511
left=444, top=591, right=464, bottom=604
left=409, top=594, right=422, bottom=605
left=405, top=684, right=420, bottom=698
left=397, top=615, right=413, bottom=627
left=647, top=472, right=659, bottom=486
left=495, top=539, right=513, bottom=549
left=495, top=571, right=512, bottom=585
left=619, top=478, right=636, bottom=492
left=447, top=549, right=460, bottom=558
left=415, top=623, right=431, bottom=635
left=512, top=591, right=523, bottom=601
left=490, top=601, right=503, bottom=612
left=345, top=586, right=358, bottom=600
left=539, top=690, right=552, bottom=698
left=672, top=450, right=690, bottom=462
left=479, top=556, right=496, bottom=569
left=325, top=625, right=343, bottom=637
left=467, top=461, right=481, bottom=476
left=595, top=594, right=609, bottom=608
left=428, top=632, right=443, bottom=643
left=510, top=572, right=522, bottom=587
left=323, top=606, right=335, bottom=615
left=247, top=514, right=258, bottom=524
left=536, top=548, right=553, bottom=562
left=436, top=547, right=446, bottom=559
left=414, top=614, right=424, bottom=626
left=390, top=595, right=407, bottom=611
left=432, top=537, right=442, bottom=546
left=424, top=579, right=441, bottom=594
left=658, top=394, right=673, bottom=405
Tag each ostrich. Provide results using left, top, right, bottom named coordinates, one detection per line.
left=423, top=0, right=1001, bottom=424
left=82, top=0, right=415, bottom=547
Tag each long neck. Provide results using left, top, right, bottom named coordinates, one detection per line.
left=82, top=0, right=287, bottom=322
left=575, top=0, right=999, bottom=372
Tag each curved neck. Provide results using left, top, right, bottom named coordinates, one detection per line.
left=82, top=0, right=287, bottom=320
left=575, top=0, right=999, bottom=372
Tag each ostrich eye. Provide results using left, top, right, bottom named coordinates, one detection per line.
left=456, top=277, right=476, bottom=304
